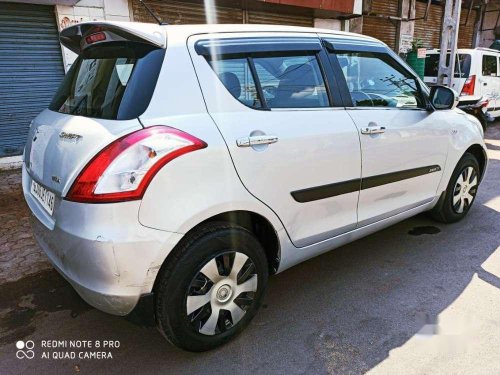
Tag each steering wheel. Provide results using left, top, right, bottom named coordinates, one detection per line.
left=350, top=91, right=374, bottom=107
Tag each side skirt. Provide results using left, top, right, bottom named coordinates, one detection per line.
left=276, top=195, right=440, bottom=273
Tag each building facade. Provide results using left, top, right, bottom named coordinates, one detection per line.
left=0, top=0, right=496, bottom=161
left=0, top=0, right=362, bottom=161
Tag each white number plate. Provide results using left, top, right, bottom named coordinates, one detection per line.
left=31, top=180, right=55, bottom=215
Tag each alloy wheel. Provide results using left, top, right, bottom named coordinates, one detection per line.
left=185, top=251, right=258, bottom=336
left=452, top=166, right=478, bottom=214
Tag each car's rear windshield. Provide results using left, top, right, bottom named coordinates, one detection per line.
left=49, top=42, right=165, bottom=120
left=424, top=53, right=471, bottom=78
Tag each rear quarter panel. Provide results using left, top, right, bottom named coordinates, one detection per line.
left=137, top=32, right=285, bottom=237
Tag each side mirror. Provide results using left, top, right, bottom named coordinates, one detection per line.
left=429, top=85, right=459, bottom=110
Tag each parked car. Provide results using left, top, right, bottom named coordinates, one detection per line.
left=424, top=48, right=500, bottom=118
left=23, top=22, right=488, bottom=352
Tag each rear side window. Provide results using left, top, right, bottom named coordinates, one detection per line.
left=337, top=51, right=425, bottom=109
left=424, top=53, right=471, bottom=78
left=208, top=53, right=329, bottom=109
left=209, top=58, right=262, bottom=108
left=49, top=42, right=165, bottom=120
left=253, top=55, right=329, bottom=108
left=482, top=55, right=498, bottom=76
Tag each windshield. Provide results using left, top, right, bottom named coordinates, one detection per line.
left=49, top=42, right=165, bottom=120
left=424, top=53, right=471, bottom=78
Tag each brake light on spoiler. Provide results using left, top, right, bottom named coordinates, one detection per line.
left=66, top=126, right=207, bottom=203
left=85, top=32, right=106, bottom=45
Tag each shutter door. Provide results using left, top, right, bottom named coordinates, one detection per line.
left=458, top=9, right=478, bottom=48
left=246, top=10, right=313, bottom=27
left=132, top=0, right=243, bottom=24
left=414, top=2, right=443, bottom=49
left=362, top=0, right=399, bottom=50
left=0, top=3, right=65, bottom=157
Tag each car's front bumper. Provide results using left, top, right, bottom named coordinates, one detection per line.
left=22, top=164, right=182, bottom=316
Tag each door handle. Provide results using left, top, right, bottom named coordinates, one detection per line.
left=360, top=126, right=386, bottom=135
left=237, top=135, right=278, bottom=147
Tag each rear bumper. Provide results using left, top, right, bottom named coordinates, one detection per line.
left=22, top=165, right=183, bottom=316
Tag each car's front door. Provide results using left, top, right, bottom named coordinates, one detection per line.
left=188, top=34, right=361, bottom=247
left=323, top=37, right=450, bottom=226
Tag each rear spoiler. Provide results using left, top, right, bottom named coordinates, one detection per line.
left=60, top=21, right=166, bottom=54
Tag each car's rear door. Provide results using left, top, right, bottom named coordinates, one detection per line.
left=188, top=33, right=361, bottom=247
left=322, top=36, right=450, bottom=226
left=480, top=52, right=500, bottom=113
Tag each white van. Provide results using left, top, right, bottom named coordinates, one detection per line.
left=424, top=48, right=500, bottom=117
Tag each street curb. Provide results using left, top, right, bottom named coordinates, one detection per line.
left=0, top=156, right=22, bottom=171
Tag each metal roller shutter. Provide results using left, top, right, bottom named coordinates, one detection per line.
left=132, top=0, right=243, bottom=24
left=458, top=9, right=478, bottom=48
left=246, top=10, right=313, bottom=27
left=414, top=2, right=443, bottom=49
left=362, top=0, right=399, bottom=50
left=0, top=3, right=65, bottom=157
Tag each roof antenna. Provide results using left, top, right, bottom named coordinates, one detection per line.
left=137, top=0, right=168, bottom=25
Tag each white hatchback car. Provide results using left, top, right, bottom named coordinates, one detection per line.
left=23, top=22, right=487, bottom=351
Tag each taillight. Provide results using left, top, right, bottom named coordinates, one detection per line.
left=66, top=126, right=206, bottom=203
left=460, top=75, right=476, bottom=96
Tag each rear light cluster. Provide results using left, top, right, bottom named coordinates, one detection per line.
left=85, top=32, right=106, bottom=45
left=66, top=126, right=206, bottom=203
left=460, top=75, right=476, bottom=96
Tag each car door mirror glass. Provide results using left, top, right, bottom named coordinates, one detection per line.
left=429, top=86, right=458, bottom=110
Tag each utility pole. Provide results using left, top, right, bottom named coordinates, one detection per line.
left=437, top=0, right=462, bottom=86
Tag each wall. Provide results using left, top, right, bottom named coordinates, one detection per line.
left=55, top=0, right=132, bottom=70
left=314, top=18, right=342, bottom=30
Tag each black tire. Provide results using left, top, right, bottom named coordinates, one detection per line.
left=430, top=152, right=480, bottom=223
left=154, top=222, right=268, bottom=352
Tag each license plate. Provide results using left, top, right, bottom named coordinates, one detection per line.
left=31, top=180, right=55, bottom=215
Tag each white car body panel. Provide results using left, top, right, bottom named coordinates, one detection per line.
left=346, top=107, right=449, bottom=224
left=187, top=32, right=362, bottom=247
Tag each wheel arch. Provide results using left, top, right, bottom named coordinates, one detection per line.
left=465, top=143, right=487, bottom=182
left=154, top=210, right=281, bottom=292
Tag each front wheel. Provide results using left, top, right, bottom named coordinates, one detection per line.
left=430, top=153, right=480, bottom=223
left=155, top=222, right=268, bottom=352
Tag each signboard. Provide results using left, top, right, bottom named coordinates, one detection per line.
left=417, top=48, right=427, bottom=59
left=399, top=34, right=413, bottom=54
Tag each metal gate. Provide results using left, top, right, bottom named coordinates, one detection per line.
left=132, top=0, right=244, bottom=24
left=414, top=1, right=444, bottom=49
left=362, top=0, right=399, bottom=50
left=0, top=3, right=65, bottom=157
left=132, top=0, right=313, bottom=27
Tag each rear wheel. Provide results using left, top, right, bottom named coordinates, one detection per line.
left=155, top=222, right=268, bottom=352
left=430, top=153, right=480, bottom=223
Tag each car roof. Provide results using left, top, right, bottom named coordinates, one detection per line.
left=161, top=23, right=374, bottom=39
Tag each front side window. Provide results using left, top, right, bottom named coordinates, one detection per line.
left=208, top=53, right=329, bottom=109
left=337, top=51, right=425, bottom=109
left=482, top=55, right=498, bottom=76
left=424, top=53, right=471, bottom=78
